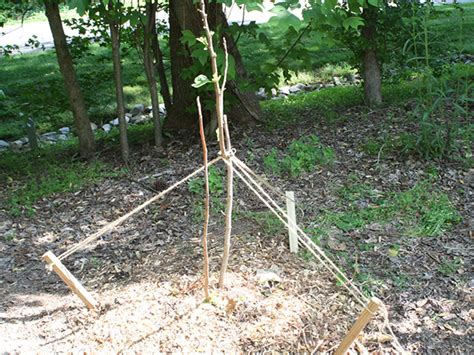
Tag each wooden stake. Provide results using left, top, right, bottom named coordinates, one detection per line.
left=42, top=251, right=98, bottom=311
left=335, top=297, right=382, bottom=355
left=285, top=191, right=298, bottom=254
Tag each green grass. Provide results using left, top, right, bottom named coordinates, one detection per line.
left=0, top=46, right=153, bottom=140
left=240, top=210, right=283, bottom=236
left=2, top=5, right=79, bottom=26
left=437, top=257, right=463, bottom=276
left=313, top=179, right=461, bottom=238
left=0, top=137, right=127, bottom=217
left=264, top=134, right=335, bottom=177
left=430, top=3, right=474, bottom=55
left=262, top=63, right=474, bottom=129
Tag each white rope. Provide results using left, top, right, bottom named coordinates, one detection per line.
left=227, top=156, right=368, bottom=307
left=57, top=156, right=223, bottom=260
left=230, top=156, right=406, bottom=352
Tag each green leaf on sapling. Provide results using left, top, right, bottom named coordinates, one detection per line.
left=342, top=16, right=364, bottom=30
left=192, top=74, right=211, bottom=88
left=181, top=30, right=196, bottom=46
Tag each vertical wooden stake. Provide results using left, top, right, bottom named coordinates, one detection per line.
left=285, top=191, right=298, bottom=254
left=42, top=251, right=98, bottom=311
left=335, top=297, right=382, bottom=355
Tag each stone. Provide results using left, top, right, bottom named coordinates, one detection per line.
left=130, top=115, right=148, bottom=124
left=58, top=127, right=70, bottom=134
left=58, top=134, right=68, bottom=141
left=112, top=117, right=130, bottom=126
left=0, top=140, right=9, bottom=150
left=256, top=267, right=282, bottom=285
left=40, top=132, right=58, bottom=143
left=130, top=103, right=145, bottom=116
left=279, top=86, right=290, bottom=95
left=289, top=83, right=305, bottom=93
left=90, top=122, right=98, bottom=131
left=271, top=88, right=278, bottom=97
left=256, top=87, right=267, bottom=100
left=41, top=132, right=57, bottom=139
left=10, top=138, right=28, bottom=151
left=304, top=84, right=318, bottom=91
left=347, top=73, right=357, bottom=83
left=102, top=123, right=112, bottom=133
left=133, top=115, right=151, bottom=124
left=333, top=76, right=343, bottom=86
left=159, top=103, right=166, bottom=115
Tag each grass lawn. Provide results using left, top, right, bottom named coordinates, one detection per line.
left=1, top=3, right=472, bottom=141
left=0, top=47, right=151, bottom=140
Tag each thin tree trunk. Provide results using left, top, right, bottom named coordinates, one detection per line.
left=151, top=23, right=172, bottom=114
left=198, top=1, right=234, bottom=289
left=143, top=1, right=163, bottom=147
left=197, top=97, right=210, bottom=301
left=44, top=0, right=94, bottom=159
left=109, top=1, right=129, bottom=162
left=361, top=7, right=382, bottom=107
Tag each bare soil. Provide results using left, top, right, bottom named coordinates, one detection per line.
left=0, top=104, right=472, bottom=353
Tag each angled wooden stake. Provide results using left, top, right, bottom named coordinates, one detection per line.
left=285, top=191, right=298, bottom=253
left=335, top=297, right=382, bottom=355
left=42, top=251, right=98, bottom=311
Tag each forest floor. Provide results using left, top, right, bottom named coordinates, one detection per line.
left=0, top=103, right=472, bottom=353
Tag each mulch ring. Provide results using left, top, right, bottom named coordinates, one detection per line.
left=1, top=218, right=396, bottom=352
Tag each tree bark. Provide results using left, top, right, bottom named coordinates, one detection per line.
left=166, top=0, right=261, bottom=130
left=143, top=1, right=163, bottom=147
left=44, top=0, right=95, bottom=159
left=361, top=7, right=382, bottom=107
left=167, top=0, right=201, bottom=130
left=151, top=23, right=172, bottom=114
left=109, top=1, right=129, bottom=162
left=212, top=5, right=262, bottom=124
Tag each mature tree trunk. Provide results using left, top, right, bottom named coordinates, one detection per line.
left=151, top=23, right=172, bottom=114
left=44, top=0, right=95, bottom=159
left=167, top=0, right=200, bottom=129
left=166, top=0, right=261, bottom=130
left=211, top=4, right=262, bottom=124
left=361, top=7, right=382, bottom=107
left=143, top=1, right=163, bottom=147
left=109, top=1, right=129, bottom=162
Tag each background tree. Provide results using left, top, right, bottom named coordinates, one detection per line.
left=301, top=0, right=385, bottom=106
left=105, top=0, right=129, bottom=161
left=166, top=0, right=261, bottom=131
left=44, top=0, right=95, bottom=158
left=151, top=19, right=172, bottom=114
left=142, top=0, right=163, bottom=146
